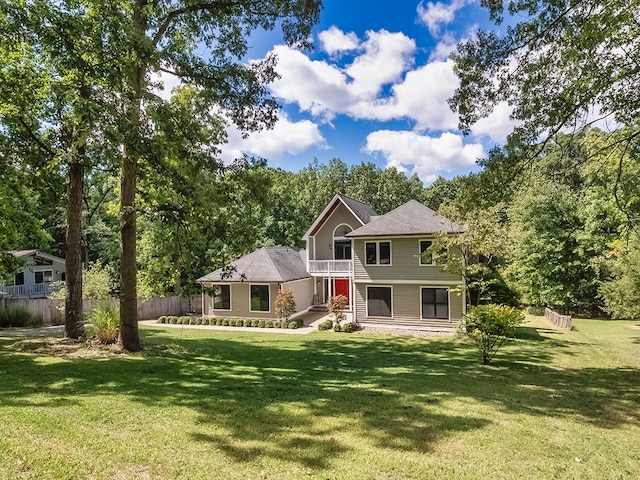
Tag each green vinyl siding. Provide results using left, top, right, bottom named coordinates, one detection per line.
left=355, top=283, right=464, bottom=326
left=352, top=237, right=463, bottom=283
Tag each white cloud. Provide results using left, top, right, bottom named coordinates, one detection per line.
left=345, top=29, right=416, bottom=98
left=363, top=130, right=483, bottom=182
left=470, top=102, right=516, bottom=143
left=269, top=29, right=415, bottom=121
left=319, top=26, right=360, bottom=56
left=417, top=0, right=474, bottom=37
left=151, top=69, right=182, bottom=100
left=429, top=32, right=458, bottom=61
left=220, top=113, right=327, bottom=164
left=351, top=60, right=459, bottom=131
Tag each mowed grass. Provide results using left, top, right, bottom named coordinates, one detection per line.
left=0, top=316, right=639, bottom=479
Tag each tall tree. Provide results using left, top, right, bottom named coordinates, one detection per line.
left=0, top=2, right=109, bottom=338
left=450, top=0, right=640, bottom=153
left=113, top=0, right=321, bottom=350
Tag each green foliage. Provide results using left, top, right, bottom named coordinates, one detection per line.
left=341, top=322, right=355, bottom=333
left=275, top=289, right=297, bottom=322
left=287, top=321, right=298, bottom=329
left=317, top=320, right=333, bottom=331
left=85, top=304, right=119, bottom=345
left=0, top=305, right=40, bottom=328
left=450, top=0, right=639, bottom=149
left=333, top=323, right=342, bottom=332
left=49, top=262, right=115, bottom=300
left=464, top=305, right=525, bottom=365
left=599, top=234, right=640, bottom=319
left=329, top=295, right=348, bottom=325
left=507, top=178, right=598, bottom=312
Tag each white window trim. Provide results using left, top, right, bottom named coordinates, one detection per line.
left=418, top=239, right=436, bottom=266
left=249, top=283, right=271, bottom=313
left=364, top=240, right=392, bottom=266
left=333, top=223, right=353, bottom=261
left=366, top=285, right=393, bottom=318
left=211, top=283, right=232, bottom=311
left=35, top=270, right=53, bottom=284
left=420, top=286, right=450, bottom=321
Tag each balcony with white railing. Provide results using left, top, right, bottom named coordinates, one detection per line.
left=307, top=260, right=352, bottom=276
left=0, top=283, right=55, bottom=298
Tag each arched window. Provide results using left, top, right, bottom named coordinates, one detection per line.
left=333, top=224, right=353, bottom=260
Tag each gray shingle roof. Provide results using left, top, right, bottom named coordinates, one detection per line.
left=337, top=194, right=377, bottom=224
left=303, top=194, right=377, bottom=239
left=346, top=200, right=464, bottom=237
left=197, top=247, right=309, bottom=283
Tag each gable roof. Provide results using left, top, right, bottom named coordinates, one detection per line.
left=197, top=247, right=309, bottom=283
left=303, top=194, right=377, bottom=239
left=11, top=250, right=65, bottom=262
left=346, top=200, right=465, bottom=237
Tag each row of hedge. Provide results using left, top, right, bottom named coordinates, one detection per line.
left=317, top=319, right=359, bottom=333
left=156, top=315, right=302, bottom=329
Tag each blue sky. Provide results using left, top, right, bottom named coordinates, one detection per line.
left=219, top=0, right=514, bottom=183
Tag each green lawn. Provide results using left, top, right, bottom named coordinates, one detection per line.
left=1, top=316, right=639, bottom=479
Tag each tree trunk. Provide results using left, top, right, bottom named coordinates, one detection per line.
left=118, top=145, right=140, bottom=351
left=65, top=159, right=84, bottom=339
left=117, top=0, right=147, bottom=352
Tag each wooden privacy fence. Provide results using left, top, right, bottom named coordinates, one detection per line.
left=544, top=307, right=573, bottom=329
left=0, top=296, right=202, bottom=326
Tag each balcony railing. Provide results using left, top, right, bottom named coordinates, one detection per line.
left=0, top=283, right=55, bottom=298
left=307, top=260, right=352, bottom=275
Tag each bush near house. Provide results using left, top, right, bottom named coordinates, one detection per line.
left=275, top=289, right=297, bottom=322
left=464, top=304, right=525, bottom=365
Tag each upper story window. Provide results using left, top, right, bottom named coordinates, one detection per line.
left=419, top=240, right=435, bottom=265
left=35, top=271, right=53, bottom=284
left=333, top=224, right=352, bottom=260
left=365, top=241, right=391, bottom=265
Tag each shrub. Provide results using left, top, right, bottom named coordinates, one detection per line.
left=201, top=318, right=210, bottom=325
left=275, top=289, right=297, bottom=321
left=242, top=319, right=252, bottom=327
left=251, top=319, right=259, bottom=327
left=317, top=320, right=333, bottom=331
left=222, top=319, right=230, bottom=326
left=85, top=304, right=119, bottom=344
left=329, top=295, right=348, bottom=327
left=294, top=317, right=304, bottom=328
left=170, top=316, right=179, bottom=324
left=157, top=316, right=166, bottom=324
left=333, top=322, right=342, bottom=332
left=265, top=320, right=274, bottom=328
left=258, top=320, right=265, bottom=328
left=216, top=318, right=223, bottom=326
left=287, top=321, right=299, bottom=329
left=181, top=316, right=191, bottom=324
left=0, top=305, right=40, bottom=328
left=464, top=304, right=525, bottom=365
left=342, top=322, right=354, bottom=333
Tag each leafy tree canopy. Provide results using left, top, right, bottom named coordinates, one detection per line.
left=451, top=0, right=640, bottom=151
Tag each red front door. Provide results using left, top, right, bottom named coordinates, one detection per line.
left=334, top=279, right=350, bottom=305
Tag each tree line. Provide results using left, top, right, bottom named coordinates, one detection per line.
left=3, top=137, right=639, bottom=320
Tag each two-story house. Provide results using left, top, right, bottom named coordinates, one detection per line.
left=198, top=195, right=465, bottom=330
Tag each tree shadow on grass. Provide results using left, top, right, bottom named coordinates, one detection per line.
left=0, top=324, right=638, bottom=469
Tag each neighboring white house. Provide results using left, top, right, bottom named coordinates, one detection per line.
left=0, top=250, right=66, bottom=298
left=198, top=195, right=465, bottom=331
